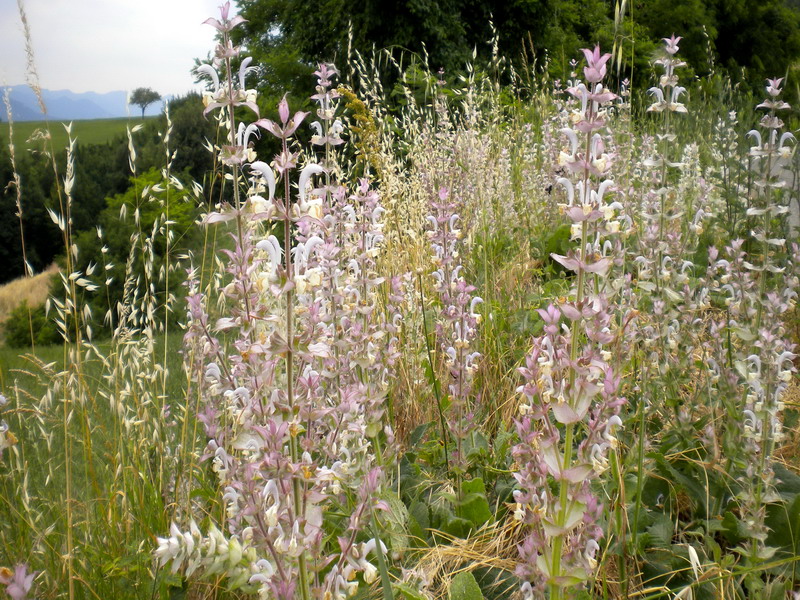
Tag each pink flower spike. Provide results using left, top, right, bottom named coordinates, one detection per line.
left=4, top=564, right=34, bottom=600
left=663, top=35, right=681, bottom=55
left=584, top=257, right=612, bottom=276
left=253, top=118, right=283, bottom=139
left=283, top=110, right=309, bottom=138
left=560, top=303, right=582, bottom=321
left=766, top=78, right=784, bottom=97
left=278, top=96, right=290, bottom=124
left=229, top=15, right=247, bottom=29
left=203, top=7, right=246, bottom=32
left=537, top=304, right=561, bottom=325
left=219, top=1, right=231, bottom=21
left=581, top=45, right=611, bottom=83
left=551, top=253, right=581, bottom=272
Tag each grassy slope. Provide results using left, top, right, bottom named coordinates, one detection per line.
left=0, top=264, right=58, bottom=324
left=2, top=116, right=159, bottom=150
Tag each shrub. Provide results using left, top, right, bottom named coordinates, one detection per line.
left=2, top=301, right=60, bottom=348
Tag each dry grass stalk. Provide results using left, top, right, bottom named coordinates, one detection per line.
left=16, top=0, right=46, bottom=115
left=413, top=519, right=522, bottom=600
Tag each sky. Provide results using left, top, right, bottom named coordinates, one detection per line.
left=0, top=0, right=235, bottom=96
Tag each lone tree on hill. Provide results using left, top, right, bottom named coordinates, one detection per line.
left=129, top=87, right=161, bottom=119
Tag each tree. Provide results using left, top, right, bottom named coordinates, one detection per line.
left=231, top=0, right=800, bottom=97
left=232, top=0, right=560, bottom=96
left=129, top=87, right=162, bottom=119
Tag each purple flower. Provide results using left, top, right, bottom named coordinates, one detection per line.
left=203, top=1, right=246, bottom=32
left=663, top=34, right=681, bottom=55
left=766, top=77, right=784, bottom=97
left=581, top=46, right=611, bottom=83
left=0, top=565, right=35, bottom=600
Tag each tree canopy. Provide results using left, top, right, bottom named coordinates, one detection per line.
left=231, top=0, right=800, bottom=94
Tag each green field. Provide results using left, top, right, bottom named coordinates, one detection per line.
left=2, top=115, right=160, bottom=150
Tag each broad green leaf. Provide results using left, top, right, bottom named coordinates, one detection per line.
left=646, top=514, right=674, bottom=549
left=464, top=431, right=489, bottom=460
left=410, top=423, right=430, bottom=448
left=168, top=582, right=187, bottom=600
left=459, top=478, right=492, bottom=527
left=449, top=572, right=484, bottom=600
left=408, top=500, right=430, bottom=545
left=394, top=582, right=428, bottom=600
left=443, top=516, right=473, bottom=539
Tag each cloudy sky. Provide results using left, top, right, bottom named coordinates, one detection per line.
left=0, top=0, right=233, bottom=96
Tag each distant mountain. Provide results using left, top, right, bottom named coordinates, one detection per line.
left=7, top=98, right=40, bottom=121
left=0, top=85, right=168, bottom=122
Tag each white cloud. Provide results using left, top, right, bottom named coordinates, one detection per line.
left=0, top=0, right=234, bottom=95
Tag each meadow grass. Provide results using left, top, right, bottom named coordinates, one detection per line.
left=2, top=116, right=159, bottom=149
left=0, top=332, right=186, bottom=404
left=0, top=331, right=192, bottom=600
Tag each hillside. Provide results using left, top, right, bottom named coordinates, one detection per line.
left=2, top=115, right=159, bottom=150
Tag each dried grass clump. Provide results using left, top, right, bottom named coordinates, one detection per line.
left=776, top=382, right=800, bottom=472
left=412, top=519, right=522, bottom=600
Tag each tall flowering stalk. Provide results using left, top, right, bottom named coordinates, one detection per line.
left=513, top=46, right=625, bottom=600
left=427, top=187, right=482, bottom=480
left=728, top=78, right=797, bottom=582
left=308, top=63, right=400, bottom=453
left=643, top=35, right=688, bottom=291
left=156, top=6, right=391, bottom=600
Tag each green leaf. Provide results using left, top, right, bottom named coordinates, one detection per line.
left=464, top=431, right=489, bottom=460
left=394, top=582, right=428, bottom=600
left=646, top=514, right=674, bottom=549
left=408, top=500, right=430, bottom=545
left=651, top=454, right=707, bottom=514
left=775, top=464, right=800, bottom=500
left=459, top=478, right=493, bottom=527
left=443, top=516, right=473, bottom=539
left=471, top=566, right=519, bottom=600
left=168, top=581, right=188, bottom=600
left=765, top=492, right=800, bottom=560
left=449, top=572, right=484, bottom=600
left=378, top=489, right=410, bottom=551
left=493, top=429, right=514, bottom=467
left=721, top=510, right=746, bottom=544
left=410, top=423, right=430, bottom=448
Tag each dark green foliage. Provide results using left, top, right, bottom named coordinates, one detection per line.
left=0, top=144, right=61, bottom=283
left=636, top=0, right=800, bottom=93
left=713, top=0, right=800, bottom=86
left=0, top=93, right=215, bottom=290
left=163, top=93, right=216, bottom=181
left=71, top=141, right=131, bottom=233
left=232, top=0, right=565, bottom=106
left=72, top=167, right=200, bottom=336
left=133, top=93, right=217, bottom=182
left=233, top=0, right=800, bottom=98
left=2, top=301, right=60, bottom=348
